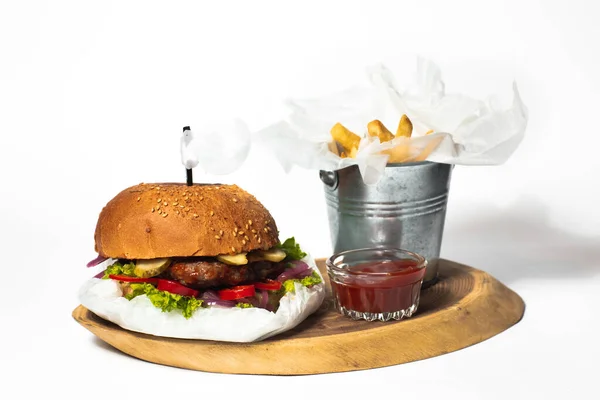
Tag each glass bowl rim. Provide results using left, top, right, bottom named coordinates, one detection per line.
left=326, top=247, right=427, bottom=277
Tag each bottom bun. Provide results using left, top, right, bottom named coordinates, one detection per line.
left=78, top=255, right=326, bottom=342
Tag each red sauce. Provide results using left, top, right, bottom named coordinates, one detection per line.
left=330, top=259, right=425, bottom=313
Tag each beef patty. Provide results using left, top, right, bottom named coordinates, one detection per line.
left=167, top=258, right=286, bottom=289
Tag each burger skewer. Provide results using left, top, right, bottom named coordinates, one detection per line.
left=180, top=126, right=197, bottom=186
left=186, top=169, right=193, bottom=187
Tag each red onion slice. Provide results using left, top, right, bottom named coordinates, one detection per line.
left=204, top=300, right=236, bottom=307
left=86, top=255, right=108, bottom=268
left=258, top=290, right=269, bottom=309
left=296, top=269, right=315, bottom=279
left=276, top=261, right=310, bottom=282
left=93, top=270, right=106, bottom=279
left=237, top=297, right=259, bottom=307
left=200, top=290, right=220, bottom=302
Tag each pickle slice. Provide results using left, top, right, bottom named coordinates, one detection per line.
left=134, top=258, right=171, bottom=278
left=258, top=248, right=286, bottom=262
left=217, top=253, right=248, bottom=266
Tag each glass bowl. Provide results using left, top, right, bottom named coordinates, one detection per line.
left=326, top=248, right=427, bottom=322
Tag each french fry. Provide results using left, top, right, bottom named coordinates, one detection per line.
left=367, top=120, right=395, bottom=142
left=327, top=140, right=340, bottom=156
left=395, top=114, right=413, bottom=138
left=330, top=123, right=361, bottom=154
left=349, top=146, right=358, bottom=158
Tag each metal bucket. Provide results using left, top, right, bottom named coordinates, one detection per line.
left=320, top=162, right=453, bottom=287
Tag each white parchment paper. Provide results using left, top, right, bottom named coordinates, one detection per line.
left=255, top=58, right=528, bottom=184
left=78, top=254, right=325, bottom=342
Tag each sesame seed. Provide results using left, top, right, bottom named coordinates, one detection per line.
left=219, top=230, right=224, bottom=236
left=231, top=247, right=236, bottom=252
left=193, top=213, right=198, bottom=218
left=175, top=198, right=178, bottom=202
left=248, top=220, right=253, bottom=226
left=215, top=235, right=221, bottom=240
left=258, top=237, right=261, bottom=244
left=137, top=197, right=141, bottom=201
left=245, top=224, right=249, bottom=230
left=238, top=231, right=244, bottom=235
left=233, top=232, right=237, bottom=237
left=162, top=213, right=168, bottom=218
left=185, top=208, right=190, bottom=212
left=210, top=211, right=214, bottom=216
left=244, top=235, right=249, bottom=241
left=267, top=227, right=272, bottom=232
left=173, top=202, right=178, bottom=206
left=156, top=205, right=161, bottom=210
left=176, top=210, right=180, bottom=215
left=232, top=198, right=238, bottom=203
left=199, top=196, right=204, bottom=201
left=180, top=205, right=184, bottom=208
left=252, top=229, right=256, bottom=233
left=264, top=228, right=268, bottom=233
left=151, top=207, right=155, bottom=213
left=242, top=240, right=246, bottom=245
left=157, top=198, right=162, bottom=203
left=163, top=201, right=167, bottom=206
left=234, top=227, right=238, bottom=233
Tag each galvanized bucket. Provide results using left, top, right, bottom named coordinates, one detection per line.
left=320, top=162, right=453, bottom=287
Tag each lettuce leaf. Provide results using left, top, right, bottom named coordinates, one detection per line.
left=235, top=302, right=254, bottom=308
left=126, top=283, right=203, bottom=319
left=277, top=237, right=307, bottom=261
left=102, top=261, right=136, bottom=279
left=281, top=271, right=323, bottom=294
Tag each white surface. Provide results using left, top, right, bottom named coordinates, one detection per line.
left=0, top=1, right=598, bottom=399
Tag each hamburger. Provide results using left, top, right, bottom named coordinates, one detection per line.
left=79, top=183, right=324, bottom=341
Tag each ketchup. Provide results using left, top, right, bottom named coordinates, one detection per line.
left=330, top=259, right=425, bottom=314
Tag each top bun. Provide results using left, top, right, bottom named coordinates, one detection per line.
left=94, top=183, right=279, bottom=259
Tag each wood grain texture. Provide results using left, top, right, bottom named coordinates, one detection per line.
left=72, top=258, right=525, bottom=375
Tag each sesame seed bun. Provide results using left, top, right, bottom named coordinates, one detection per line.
left=94, top=183, right=280, bottom=259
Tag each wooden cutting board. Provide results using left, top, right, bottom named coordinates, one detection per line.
left=73, top=258, right=525, bottom=375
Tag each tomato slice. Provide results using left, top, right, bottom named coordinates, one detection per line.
left=218, top=285, right=256, bottom=301
left=156, top=279, right=200, bottom=298
left=254, top=279, right=282, bottom=291
left=109, top=275, right=158, bottom=284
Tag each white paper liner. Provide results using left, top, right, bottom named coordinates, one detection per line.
left=254, top=57, right=529, bottom=184
left=78, top=254, right=325, bottom=343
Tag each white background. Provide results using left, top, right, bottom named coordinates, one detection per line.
left=1, top=0, right=599, bottom=399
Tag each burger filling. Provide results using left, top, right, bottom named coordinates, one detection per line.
left=97, top=237, right=322, bottom=318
